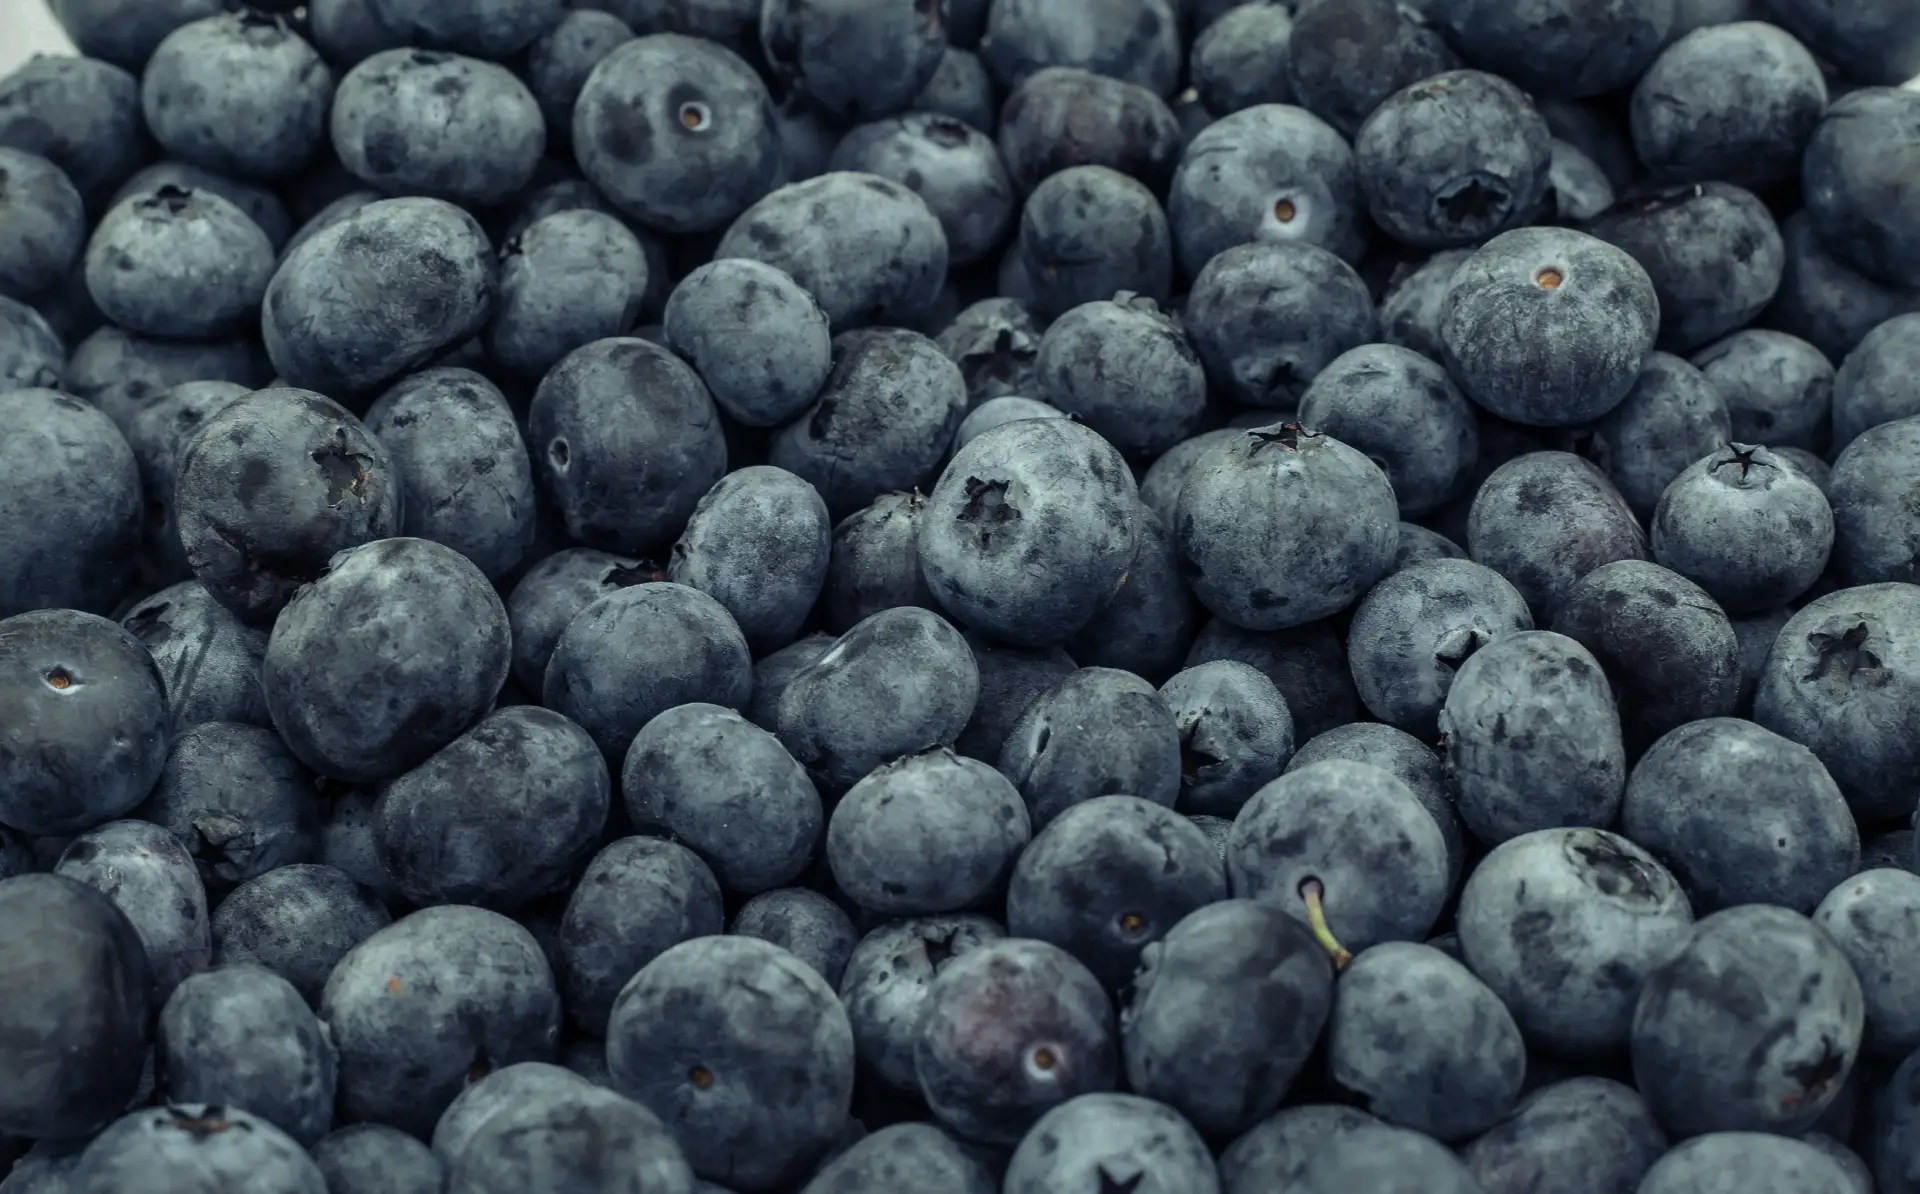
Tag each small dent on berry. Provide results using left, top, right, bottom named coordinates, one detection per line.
left=1534, top=266, right=1565, bottom=290
left=312, top=431, right=370, bottom=504
left=1273, top=196, right=1297, bottom=223
left=1781, top=1037, right=1845, bottom=1110
left=678, top=101, right=712, bottom=132
left=689, top=1065, right=715, bottom=1089
left=43, top=667, right=73, bottom=691
left=958, top=476, right=1020, bottom=547
left=1117, top=911, right=1148, bottom=936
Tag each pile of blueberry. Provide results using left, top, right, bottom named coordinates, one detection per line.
left=3, top=0, right=1920, bottom=1189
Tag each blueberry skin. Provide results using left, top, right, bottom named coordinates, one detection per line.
left=62, top=322, right=269, bottom=434
left=1185, top=617, right=1360, bottom=743
left=669, top=466, right=831, bottom=652
left=1766, top=212, right=1920, bottom=365
left=0, top=298, right=63, bottom=393
left=747, top=632, right=834, bottom=732
left=1552, top=559, right=1740, bottom=756
left=527, top=9, right=634, bottom=143
left=1285, top=0, right=1457, bottom=139
left=446, top=1082, right=696, bottom=1194
left=1016, top=165, right=1171, bottom=319
left=830, top=747, right=1029, bottom=916
left=1692, top=328, right=1833, bottom=452
left=505, top=549, right=663, bottom=694
left=1347, top=557, right=1533, bottom=739
left=954, top=635, right=1077, bottom=762
left=1001, top=1093, right=1214, bottom=1194
left=0, top=148, right=84, bottom=300
left=1329, top=941, right=1525, bottom=1141
left=1583, top=183, right=1784, bottom=355
left=312, top=1125, right=444, bottom=1194
left=319, top=789, right=402, bottom=905
left=1217, top=1104, right=1380, bottom=1194
left=1459, top=1077, right=1668, bottom=1194
left=1815, top=869, right=1920, bottom=1060
left=1835, top=313, right=1920, bottom=452
left=140, top=12, right=333, bottom=181
left=262, top=197, right=496, bottom=399
left=210, top=864, right=390, bottom=1005
left=623, top=703, right=822, bottom=895
left=0, top=875, right=149, bottom=1138
left=126, top=380, right=252, bottom=582
left=1878, top=1050, right=1920, bottom=1194
left=716, top=172, right=948, bottom=329
left=156, top=964, right=336, bottom=1146
left=139, top=721, right=320, bottom=891
left=1121, top=900, right=1330, bottom=1139
left=778, top=606, right=978, bottom=790
left=363, top=0, right=561, bottom=58
left=1137, top=428, right=1236, bottom=525
left=111, top=158, right=293, bottom=251
left=731, top=889, right=856, bottom=987
left=0, top=388, right=139, bottom=618
left=772, top=328, right=967, bottom=520
left=980, top=0, right=1179, bottom=95
left=837, top=913, right=1005, bottom=1091
left=0, top=55, right=151, bottom=206
left=0, top=610, right=166, bottom=838
left=1356, top=70, right=1551, bottom=252
left=995, top=67, right=1180, bottom=195
left=1069, top=504, right=1203, bottom=684
left=760, top=0, right=945, bottom=123
left=915, top=48, right=996, bottom=135
left=543, top=582, right=752, bottom=764
left=1439, top=0, right=1674, bottom=99
left=322, top=905, right=562, bottom=1137
left=1805, top=89, right=1920, bottom=290
left=937, top=298, right=1043, bottom=409
left=1547, top=137, right=1616, bottom=223
left=1441, top=227, right=1660, bottom=427
left=1297, top=343, right=1479, bottom=517
left=1651, top=443, right=1834, bottom=612
left=1175, top=423, right=1398, bottom=631
left=997, top=667, right=1181, bottom=829
left=303, top=0, right=409, bottom=70
left=65, top=1105, right=328, bottom=1194
left=1034, top=294, right=1204, bottom=458
left=433, top=1061, right=594, bottom=1164
left=1191, top=3, right=1293, bottom=117
left=556, top=836, right=724, bottom=1036
left=1157, top=661, right=1294, bottom=819
left=798, top=1122, right=995, bottom=1194
left=1457, top=827, right=1692, bottom=1058
left=1630, top=22, right=1826, bottom=192
left=1633, top=903, right=1863, bottom=1136
left=830, top=114, right=1013, bottom=268
left=954, top=396, right=1067, bottom=452
left=57, top=820, right=211, bottom=1004
left=1392, top=522, right=1468, bottom=570
left=607, top=935, right=855, bottom=1191
left=1187, top=243, right=1378, bottom=409
left=1833, top=419, right=1920, bottom=588
left=1755, top=583, right=1920, bottom=826
left=1767, top=0, right=1920, bottom=86
left=486, top=209, right=650, bottom=381
left=1465, top=451, right=1649, bottom=619
left=914, top=937, right=1118, bottom=1146
left=663, top=259, right=831, bottom=427
left=265, top=538, right=509, bottom=783
left=1379, top=247, right=1470, bottom=361
left=44, top=0, right=226, bottom=72
left=820, top=491, right=938, bottom=633
left=1640, top=1132, right=1855, bottom=1194
left=920, top=417, right=1138, bottom=647
left=1284, top=723, right=1466, bottom=890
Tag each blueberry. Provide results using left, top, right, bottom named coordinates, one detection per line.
left=0, top=148, right=84, bottom=301
left=1828, top=418, right=1920, bottom=588
left=139, top=722, right=319, bottom=893
left=503, top=550, right=660, bottom=693
left=820, top=491, right=938, bottom=633
left=1630, top=22, right=1826, bottom=191
left=1347, top=557, right=1533, bottom=738
left=760, top=0, right=945, bottom=122
left=62, top=323, right=269, bottom=434
left=953, top=635, right=1078, bottom=762
left=623, top=702, right=821, bottom=895
left=1001, top=1093, right=1213, bottom=1194
left=1877, top=1049, right=1920, bottom=1194
left=111, top=159, right=293, bottom=250
left=1692, top=328, right=1833, bottom=452
left=1329, top=941, right=1525, bottom=1140
left=837, top=913, right=1003, bottom=1092
left=0, top=875, right=149, bottom=1139
left=1121, top=899, right=1332, bottom=1138
left=731, top=889, right=856, bottom=987
left=1766, top=212, right=1920, bottom=364
left=1552, top=559, right=1741, bottom=755
left=979, top=0, right=1179, bottom=96
left=1391, top=522, right=1468, bottom=569
left=576, top=35, right=780, bottom=234
left=1283, top=723, right=1466, bottom=889
left=953, top=396, right=1067, bottom=451
left=317, top=789, right=401, bottom=905
left=1184, top=617, right=1360, bottom=742
left=1059, top=511, right=1196, bottom=683
left=1175, top=423, right=1398, bottom=630
left=1640, top=1132, right=1856, bottom=1194
left=798, top=1122, right=995, bottom=1194
left=0, top=297, right=63, bottom=393
left=830, top=747, right=1028, bottom=916
left=913, top=936, right=1117, bottom=1145
left=362, top=0, right=561, bottom=58
left=1191, top=4, right=1294, bottom=116
left=486, top=210, right=651, bottom=381
left=1861, top=830, right=1917, bottom=875
left=0, top=55, right=151, bottom=206
left=717, top=172, right=948, bottom=329
left=527, top=9, right=634, bottom=144
left=141, top=12, right=333, bottom=181
left=557, top=836, right=724, bottom=1035
left=1033, top=294, right=1204, bottom=458
left=1833, top=316, right=1920, bottom=459
left=995, top=67, right=1181, bottom=195
left=156, top=964, right=335, bottom=1146
left=1766, top=0, right=1920, bottom=86
left=1296, top=344, right=1478, bottom=518
left=1187, top=244, right=1378, bottom=409
left=996, top=666, right=1181, bottom=829
left=446, top=1081, right=696, bottom=1194
left=1438, top=0, right=1675, bottom=99
left=323, top=905, right=561, bottom=1137
left=830, top=114, right=1014, bottom=268
left=1546, top=137, right=1617, bottom=222
left=747, top=632, right=835, bottom=732
left=56, top=819, right=210, bottom=1004
left=65, top=1105, right=328, bottom=1194
left=432, top=1061, right=594, bottom=1165
left=263, top=197, right=496, bottom=398
left=1379, top=247, right=1470, bottom=361
left=1632, top=904, right=1863, bottom=1135
left=543, top=582, right=751, bottom=763
left=663, top=259, right=832, bottom=428
left=1217, top=1104, right=1380, bottom=1194
left=1356, top=70, right=1551, bottom=251
left=43, top=0, right=226, bottom=72
left=1815, top=869, right=1920, bottom=1060
left=1134, top=429, right=1231, bottom=523
left=1459, top=1077, right=1669, bottom=1194
left=1441, top=227, right=1660, bottom=426
left=1651, top=442, right=1834, bottom=613
left=1016, top=165, right=1171, bottom=318
left=1804, top=88, right=1920, bottom=290
left=123, top=381, right=250, bottom=582
left=668, top=466, right=831, bottom=651
left=1465, top=451, right=1648, bottom=619
left=1457, top=827, right=1691, bottom=1058
left=210, top=864, right=390, bottom=1004
left=607, top=935, right=855, bottom=1190
left=0, top=388, right=140, bottom=618
left=1158, top=660, right=1294, bottom=819
left=311, top=1125, right=444, bottom=1194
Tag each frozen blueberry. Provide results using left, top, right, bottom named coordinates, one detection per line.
left=363, top=0, right=560, bottom=58
left=1379, top=247, right=1470, bottom=361
left=1190, top=4, right=1293, bottom=117
left=1465, top=451, right=1648, bottom=619
left=543, top=582, right=751, bottom=763
left=1279, top=0, right=1449, bottom=137
left=312, top=1125, right=444, bottom=1194
left=1803, top=88, right=1920, bottom=290
left=1632, top=904, right=1863, bottom=1136
left=716, top=172, right=948, bottom=329
left=211, top=863, right=390, bottom=1004
left=996, top=667, right=1181, bottom=829
left=1767, top=0, right=1920, bottom=86
left=56, top=820, right=210, bottom=1003
left=1347, top=557, right=1533, bottom=739
left=1217, top=1104, right=1381, bottom=1194
left=446, top=1081, right=695, bottom=1194
left=527, top=9, right=633, bottom=143
left=915, top=47, right=998, bottom=135
left=1692, top=328, right=1833, bottom=452
left=1630, top=22, right=1826, bottom=191
left=331, top=48, right=543, bottom=208
left=1438, top=0, right=1675, bottom=99
left=747, top=632, right=834, bottom=732
left=1283, top=723, right=1465, bottom=889
left=263, top=197, right=496, bottom=398
left=1441, top=226, right=1660, bottom=427
left=432, top=1061, right=593, bottom=1164
left=668, top=466, right=831, bottom=652
left=1766, top=212, right=1920, bottom=365
left=778, top=606, right=978, bottom=790
left=799, top=1122, right=994, bottom=1194
left=731, top=889, right=856, bottom=987
left=141, top=11, right=332, bottom=181
left=1640, top=1132, right=1856, bottom=1194
left=62, top=322, right=269, bottom=433
left=322, top=905, right=562, bottom=1137
left=156, top=963, right=335, bottom=1146
left=1459, top=1077, right=1669, bottom=1194
left=1834, top=313, right=1920, bottom=450
left=486, top=209, right=650, bottom=381
left=139, top=721, right=319, bottom=890
left=820, top=491, right=937, bottom=633
left=0, top=148, right=84, bottom=300
left=1651, top=443, right=1834, bottom=613
left=980, top=0, right=1178, bottom=95
left=607, top=935, right=855, bottom=1190
left=830, top=747, right=1028, bottom=916
left=623, top=702, right=821, bottom=895
left=1187, top=243, right=1377, bottom=409
left=1157, top=659, right=1295, bottom=820
left=1033, top=293, right=1204, bottom=458
left=65, top=1104, right=328, bottom=1194
left=761, top=0, right=945, bottom=122
left=1185, top=617, right=1360, bottom=743
left=1001, top=1093, right=1213, bottom=1194
left=1175, top=423, right=1398, bottom=630
left=1356, top=70, right=1551, bottom=251
left=663, top=259, right=831, bottom=428
left=556, top=837, right=723, bottom=1036
left=1815, top=869, right=1920, bottom=1060
left=1015, top=165, right=1171, bottom=319
left=996, top=67, right=1180, bottom=195
left=1298, top=343, right=1478, bottom=518
left=837, top=913, right=1004, bottom=1092
left=829, top=114, right=1013, bottom=268
left=914, top=936, right=1117, bottom=1146
left=0, top=297, right=63, bottom=393
left=0, top=55, right=150, bottom=206
left=0, top=388, right=139, bottom=618
left=43, top=0, right=226, bottom=72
